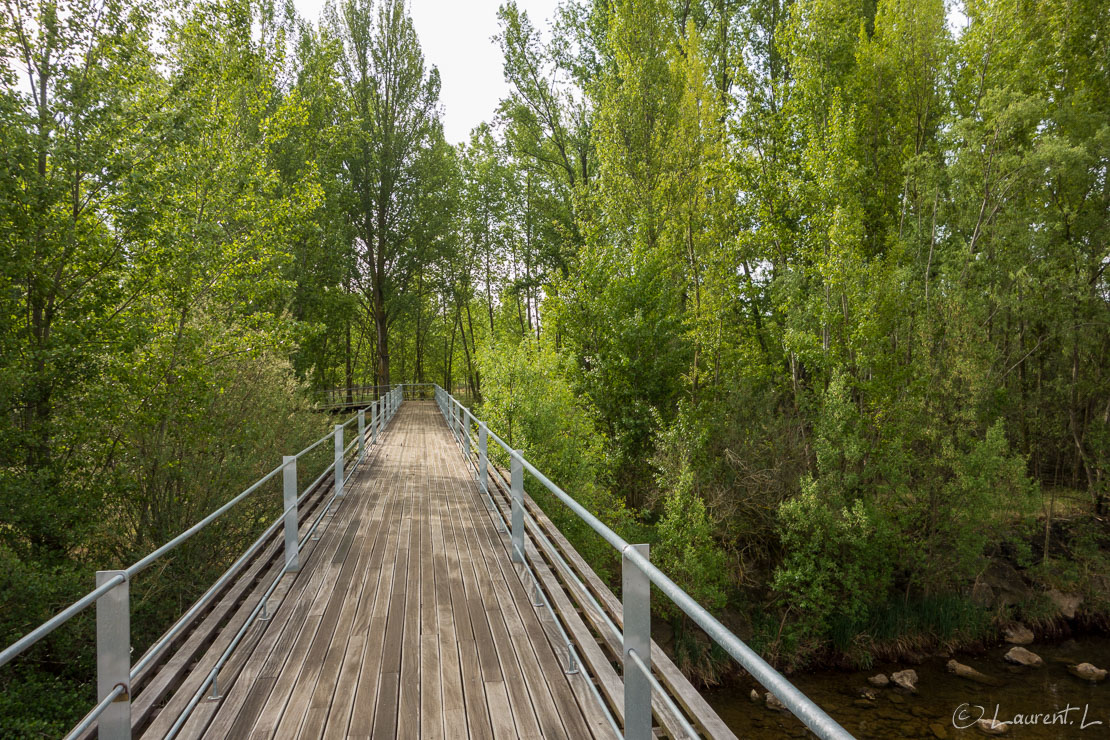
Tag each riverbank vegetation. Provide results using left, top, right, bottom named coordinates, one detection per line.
left=1, top=0, right=1107, bottom=732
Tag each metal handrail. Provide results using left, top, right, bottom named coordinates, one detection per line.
left=63, top=684, right=125, bottom=740
left=433, top=384, right=853, bottom=740
left=0, top=574, right=125, bottom=670
left=0, top=385, right=406, bottom=739
left=126, top=462, right=285, bottom=578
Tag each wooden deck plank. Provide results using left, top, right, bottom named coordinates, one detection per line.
left=319, top=454, right=407, bottom=739
left=397, top=468, right=424, bottom=740
left=328, top=456, right=407, bottom=739
left=438, top=436, right=493, bottom=740
left=432, top=480, right=466, bottom=740
left=300, top=505, right=389, bottom=737
left=442, top=466, right=544, bottom=739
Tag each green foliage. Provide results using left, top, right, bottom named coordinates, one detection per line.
left=484, top=0, right=1108, bottom=671
left=654, top=465, right=729, bottom=617
left=477, top=338, right=630, bottom=575
left=774, top=481, right=894, bottom=651
left=0, top=668, right=91, bottom=739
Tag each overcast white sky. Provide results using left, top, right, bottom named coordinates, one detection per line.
left=293, top=0, right=562, bottom=144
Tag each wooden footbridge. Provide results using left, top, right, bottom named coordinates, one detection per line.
left=0, top=385, right=852, bottom=739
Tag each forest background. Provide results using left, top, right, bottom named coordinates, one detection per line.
left=1, top=0, right=1107, bottom=734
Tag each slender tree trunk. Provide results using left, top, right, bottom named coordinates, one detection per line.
left=465, top=303, right=481, bottom=398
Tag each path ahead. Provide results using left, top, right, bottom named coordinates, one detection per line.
left=157, top=400, right=611, bottom=739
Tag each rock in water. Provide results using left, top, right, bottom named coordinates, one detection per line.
left=891, top=669, right=918, bottom=692
left=976, top=718, right=1009, bottom=735
left=1068, top=663, right=1108, bottom=682
left=867, top=673, right=890, bottom=688
left=1004, top=646, right=1044, bottom=667
left=946, top=659, right=1002, bottom=686
left=930, top=722, right=950, bottom=739
left=749, top=688, right=761, bottom=702
left=765, top=692, right=786, bottom=711
left=1003, top=623, right=1034, bottom=645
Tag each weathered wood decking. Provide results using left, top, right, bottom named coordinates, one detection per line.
left=153, top=401, right=612, bottom=739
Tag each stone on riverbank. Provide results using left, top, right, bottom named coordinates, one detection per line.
left=867, top=673, right=890, bottom=687
left=765, top=691, right=786, bottom=711
left=891, top=669, right=918, bottom=692
left=1004, top=646, right=1044, bottom=667
left=1047, top=588, right=1082, bottom=619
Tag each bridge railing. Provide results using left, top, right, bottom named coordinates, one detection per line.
left=432, top=384, right=853, bottom=740
left=0, top=386, right=404, bottom=740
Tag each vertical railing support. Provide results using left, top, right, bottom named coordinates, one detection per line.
left=623, top=544, right=651, bottom=740
left=282, top=456, right=299, bottom=573
left=334, top=424, right=344, bottom=498
left=96, top=571, right=130, bottom=740
left=463, top=412, right=471, bottom=462
left=357, top=408, right=365, bottom=461
left=479, top=422, right=488, bottom=494
left=372, top=400, right=379, bottom=445
left=511, top=450, right=524, bottom=563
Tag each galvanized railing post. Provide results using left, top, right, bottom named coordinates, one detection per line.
left=96, top=570, right=130, bottom=740
left=511, top=450, right=524, bottom=563
left=357, top=409, right=365, bottom=461
left=282, top=456, right=299, bottom=572
left=372, top=400, right=379, bottom=445
left=334, top=424, right=344, bottom=498
left=623, top=544, right=651, bottom=740
left=479, top=422, right=488, bottom=494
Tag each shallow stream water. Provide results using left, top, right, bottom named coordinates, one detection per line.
left=704, top=637, right=1110, bottom=738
